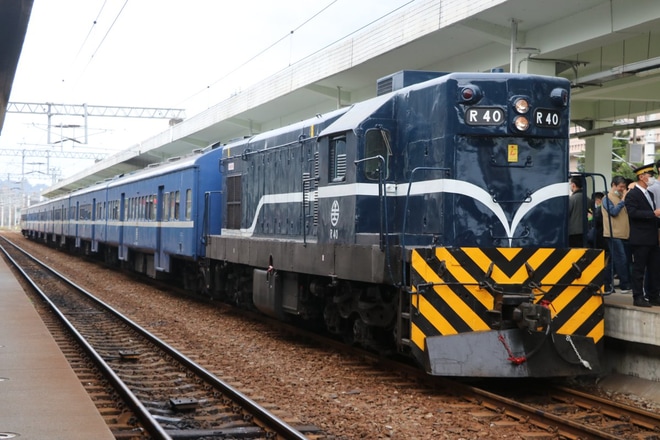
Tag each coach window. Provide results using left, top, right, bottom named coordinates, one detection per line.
left=80, top=204, right=91, bottom=220
left=174, top=191, right=180, bottom=220
left=170, top=191, right=175, bottom=220
left=163, top=193, right=170, bottom=221
left=150, top=195, right=157, bottom=220
left=364, top=128, right=392, bottom=181
left=329, top=135, right=347, bottom=182
left=185, top=189, right=192, bottom=220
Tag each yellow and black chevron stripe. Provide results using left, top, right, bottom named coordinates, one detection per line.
left=408, top=247, right=605, bottom=355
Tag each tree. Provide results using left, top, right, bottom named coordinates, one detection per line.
left=612, top=130, right=637, bottom=180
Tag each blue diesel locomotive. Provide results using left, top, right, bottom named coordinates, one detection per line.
left=22, top=71, right=604, bottom=378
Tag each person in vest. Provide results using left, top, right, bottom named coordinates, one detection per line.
left=601, top=176, right=631, bottom=293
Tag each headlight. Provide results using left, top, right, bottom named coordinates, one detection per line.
left=513, top=116, right=529, bottom=131
left=514, top=98, right=530, bottom=114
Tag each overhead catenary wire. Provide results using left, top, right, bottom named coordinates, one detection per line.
left=179, top=0, right=414, bottom=109
left=77, top=0, right=130, bottom=80
left=292, top=0, right=414, bottom=66
left=72, top=0, right=109, bottom=63
left=182, top=0, right=339, bottom=106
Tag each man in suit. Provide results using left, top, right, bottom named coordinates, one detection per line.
left=625, top=163, right=660, bottom=307
left=568, top=176, right=586, bottom=247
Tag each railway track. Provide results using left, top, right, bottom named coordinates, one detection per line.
left=467, top=382, right=660, bottom=440
left=0, top=237, right=320, bottom=440
left=347, top=355, right=660, bottom=439
left=221, top=297, right=660, bottom=439
left=5, top=232, right=660, bottom=439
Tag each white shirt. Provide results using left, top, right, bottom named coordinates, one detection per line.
left=639, top=185, right=655, bottom=209
left=647, top=181, right=660, bottom=209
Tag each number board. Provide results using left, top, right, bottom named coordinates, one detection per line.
left=465, top=107, right=505, bottom=126
left=534, top=109, right=561, bottom=127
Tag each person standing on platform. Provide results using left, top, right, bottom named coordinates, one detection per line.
left=647, top=160, right=660, bottom=215
left=601, top=176, right=631, bottom=292
left=643, top=159, right=660, bottom=296
left=588, top=192, right=605, bottom=249
left=625, top=163, right=660, bottom=307
left=568, top=176, right=586, bottom=247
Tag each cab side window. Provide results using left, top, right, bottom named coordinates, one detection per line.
left=364, top=129, right=392, bottom=181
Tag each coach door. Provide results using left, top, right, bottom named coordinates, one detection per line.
left=119, top=193, right=126, bottom=260
left=91, top=198, right=97, bottom=252
left=156, top=186, right=164, bottom=270
left=75, top=201, right=80, bottom=248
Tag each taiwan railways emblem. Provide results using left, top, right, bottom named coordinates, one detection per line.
left=330, top=200, right=340, bottom=227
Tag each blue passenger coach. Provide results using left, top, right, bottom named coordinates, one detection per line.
left=23, top=147, right=224, bottom=286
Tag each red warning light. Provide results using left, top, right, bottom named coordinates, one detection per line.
left=461, top=87, right=474, bottom=100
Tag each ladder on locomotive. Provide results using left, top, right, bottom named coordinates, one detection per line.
left=396, top=286, right=413, bottom=352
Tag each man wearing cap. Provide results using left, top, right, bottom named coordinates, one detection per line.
left=625, top=163, right=660, bottom=307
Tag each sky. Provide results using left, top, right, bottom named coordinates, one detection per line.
left=2, top=0, right=413, bottom=186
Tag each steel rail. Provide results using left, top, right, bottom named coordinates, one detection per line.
left=1, top=237, right=310, bottom=440
left=553, top=385, right=660, bottom=431
left=0, top=242, right=172, bottom=440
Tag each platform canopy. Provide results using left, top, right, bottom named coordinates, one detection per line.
left=0, top=0, right=33, bottom=135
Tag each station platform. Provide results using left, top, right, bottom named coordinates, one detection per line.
left=602, top=289, right=660, bottom=385
left=604, top=290, right=660, bottom=347
left=0, top=255, right=114, bottom=439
